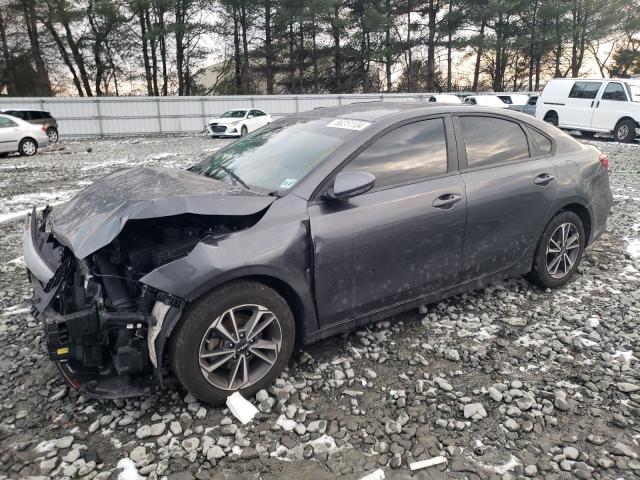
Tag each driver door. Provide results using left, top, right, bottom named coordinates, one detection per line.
left=307, top=116, right=466, bottom=327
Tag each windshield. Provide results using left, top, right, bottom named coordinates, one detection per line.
left=629, top=85, right=640, bottom=102
left=190, top=117, right=362, bottom=193
left=221, top=110, right=247, bottom=118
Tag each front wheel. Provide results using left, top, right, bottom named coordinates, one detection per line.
left=19, top=138, right=38, bottom=156
left=614, top=119, right=636, bottom=143
left=528, top=211, right=585, bottom=288
left=240, top=125, right=248, bottom=137
left=169, top=281, right=295, bottom=404
left=544, top=113, right=559, bottom=127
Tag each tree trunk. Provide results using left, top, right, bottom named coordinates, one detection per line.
left=298, top=17, right=304, bottom=93
left=43, top=19, right=84, bottom=96
left=264, top=0, right=274, bottom=94
left=472, top=18, right=485, bottom=91
left=64, top=20, right=93, bottom=96
left=426, top=0, right=436, bottom=92
left=385, top=0, right=392, bottom=92
left=311, top=6, right=318, bottom=93
left=139, top=8, right=154, bottom=96
left=446, top=0, right=453, bottom=91
left=288, top=21, right=296, bottom=93
left=155, top=2, right=168, bottom=95
left=331, top=5, right=341, bottom=93
left=175, top=0, right=185, bottom=95
left=145, top=8, right=159, bottom=95
left=240, top=0, right=250, bottom=94
left=528, top=0, right=539, bottom=91
left=0, top=8, right=16, bottom=95
left=20, top=0, right=52, bottom=96
left=233, top=4, right=242, bottom=94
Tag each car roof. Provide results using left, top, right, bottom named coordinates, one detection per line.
left=0, top=108, right=45, bottom=112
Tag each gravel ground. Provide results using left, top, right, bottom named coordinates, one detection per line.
left=0, top=135, right=639, bottom=480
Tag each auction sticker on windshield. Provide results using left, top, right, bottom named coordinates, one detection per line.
left=327, top=119, right=371, bottom=131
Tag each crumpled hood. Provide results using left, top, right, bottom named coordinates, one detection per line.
left=51, top=166, right=275, bottom=259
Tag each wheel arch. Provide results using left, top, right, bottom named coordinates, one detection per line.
left=543, top=110, right=558, bottom=120
left=554, top=201, right=592, bottom=245
left=615, top=116, right=638, bottom=128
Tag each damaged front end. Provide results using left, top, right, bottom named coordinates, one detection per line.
left=24, top=207, right=259, bottom=399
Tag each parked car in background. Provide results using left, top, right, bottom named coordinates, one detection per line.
left=498, top=94, right=530, bottom=106
left=463, top=95, right=508, bottom=108
left=506, top=95, right=539, bottom=116
left=536, top=77, right=640, bottom=142
left=0, top=113, right=49, bottom=157
left=0, top=109, right=59, bottom=143
left=24, top=103, right=611, bottom=403
left=206, top=109, right=272, bottom=138
left=426, top=94, right=462, bottom=104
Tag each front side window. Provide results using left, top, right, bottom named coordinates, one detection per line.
left=343, top=118, right=448, bottom=190
left=459, top=116, right=530, bottom=168
left=569, top=81, right=602, bottom=99
left=0, top=117, right=17, bottom=128
left=602, top=82, right=627, bottom=101
left=191, top=117, right=359, bottom=193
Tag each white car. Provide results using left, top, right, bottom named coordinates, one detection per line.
left=462, top=95, right=508, bottom=108
left=0, top=113, right=49, bottom=157
left=498, top=94, right=530, bottom=106
left=426, top=94, right=462, bottom=104
left=536, top=77, right=640, bottom=142
left=206, top=109, right=273, bottom=138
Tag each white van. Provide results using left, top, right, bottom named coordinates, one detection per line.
left=536, top=77, right=640, bottom=142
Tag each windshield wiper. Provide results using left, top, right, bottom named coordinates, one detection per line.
left=216, top=165, right=251, bottom=191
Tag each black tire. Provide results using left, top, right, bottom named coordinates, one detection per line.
left=544, top=112, right=559, bottom=127
left=613, top=119, right=636, bottom=143
left=18, top=138, right=38, bottom=156
left=169, top=281, right=295, bottom=405
left=528, top=211, right=585, bottom=289
left=46, top=127, right=59, bottom=143
left=581, top=131, right=596, bottom=139
left=240, top=125, right=248, bottom=137
left=0, top=152, right=8, bottom=158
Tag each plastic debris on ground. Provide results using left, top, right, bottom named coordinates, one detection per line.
left=359, top=468, right=385, bottom=480
left=409, top=455, right=448, bottom=471
left=226, top=391, right=259, bottom=424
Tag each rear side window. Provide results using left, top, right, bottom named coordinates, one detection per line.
left=527, top=96, right=538, bottom=106
left=459, top=116, right=530, bottom=168
left=0, top=117, right=17, bottom=127
left=29, top=111, right=45, bottom=119
left=569, top=82, right=602, bottom=99
left=344, top=118, right=448, bottom=189
left=527, top=127, right=552, bottom=155
left=602, top=83, right=627, bottom=101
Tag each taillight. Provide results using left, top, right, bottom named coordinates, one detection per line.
left=41, top=125, right=46, bottom=132
left=599, top=153, right=609, bottom=170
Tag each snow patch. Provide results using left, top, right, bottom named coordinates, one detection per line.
left=116, top=458, right=144, bottom=480
left=627, top=238, right=640, bottom=258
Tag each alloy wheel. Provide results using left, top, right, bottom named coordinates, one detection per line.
left=198, top=304, right=282, bottom=391
left=47, top=129, right=58, bottom=143
left=546, top=223, right=580, bottom=279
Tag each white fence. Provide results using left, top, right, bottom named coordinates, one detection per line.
left=0, top=93, right=528, bottom=137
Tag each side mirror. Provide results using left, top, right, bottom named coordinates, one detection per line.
left=328, top=171, right=375, bottom=200
left=247, top=114, right=254, bottom=119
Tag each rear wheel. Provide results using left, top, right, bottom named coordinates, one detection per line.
left=169, top=281, right=295, bottom=404
left=46, top=127, right=58, bottom=143
left=19, top=138, right=38, bottom=156
left=0, top=152, right=8, bottom=158
left=614, top=119, right=636, bottom=143
left=581, top=131, right=596, bottom=139
left=544, top=112, right=559, bottom=127
left=528, top=211, right=585, bottom=288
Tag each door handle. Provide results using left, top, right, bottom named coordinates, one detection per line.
left=590, top=101, right=594, bottom=107
left=432, top=193, right=462, bottom=209
left=534, top=173, right=555, bottom=186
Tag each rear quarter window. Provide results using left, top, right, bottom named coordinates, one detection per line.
left=569, top=82, right=602, bottom=100
left=527, top=127, right=553, bottom=155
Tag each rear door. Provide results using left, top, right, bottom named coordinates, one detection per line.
left=308, top=116, right=466, bottom=326
left=454, top=114, right=557, bottom=281
left=562, top=81, right=602, bottom=128
left=590, top=81, right=630, bottom=131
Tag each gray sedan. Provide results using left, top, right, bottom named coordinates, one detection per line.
left=23, top=103, right=612, bottom=403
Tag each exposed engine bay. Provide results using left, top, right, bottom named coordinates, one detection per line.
left=30, top=210, right=261, bottom=398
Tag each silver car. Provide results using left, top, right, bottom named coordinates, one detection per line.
left=0, top=113, right=50, bottom=157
